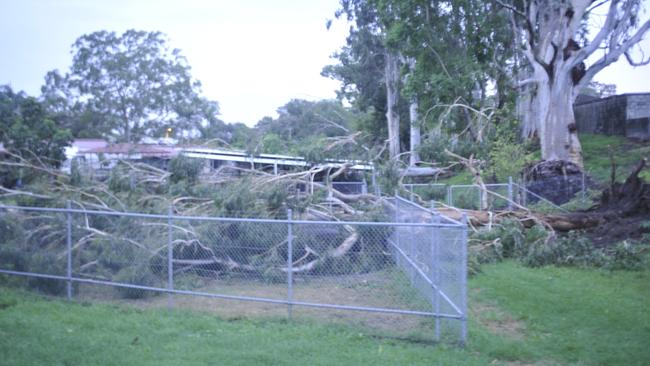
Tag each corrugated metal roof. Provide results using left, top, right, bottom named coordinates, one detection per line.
left=72, top=139, right=109, bottom=152
left=86, top=143, right=179, bottom=157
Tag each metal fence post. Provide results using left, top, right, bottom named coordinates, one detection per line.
left=508, top=176, right=513, bottom=211
left=409, top=185, right=414, bottom=201
left=581, top=171, right=586, bottom=202
left=167, top=205, right=174, bottom=310
left=362, top=179, right=368, bottom=195
left=287, top=209, right=293, bottom=319
left=477, top=185, right=483, bottom=211
left=431, top=201, right=440, bottom=341
left=460, top=213, right=468, bottom=345
left=372, top=170, right=378, bottom=195
left=447, top=185, right=453, bottom=207
left=66, top=200, right=72, bottom=300
left=394, top=191, right=400, bottom=253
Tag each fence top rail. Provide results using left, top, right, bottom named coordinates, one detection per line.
left=394, top=195, right=464, bottom=226
left=450, top=183, right=509, bottom=189
left=0, top=204, right=465, bottom=228
left=403, top=183, right=447, bottom=187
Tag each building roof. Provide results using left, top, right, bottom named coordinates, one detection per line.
left=72, top=139, right=109, bottom=152
left=182, top=146, right=373, bottom=171
left=86, top=143, right=180, bottom=158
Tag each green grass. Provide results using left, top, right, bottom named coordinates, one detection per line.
left=2, top=262, right=649, bottom=365
left=435, top=133, right=650, bottom=186
left=580, top=133, right=650, bottom=183
left=471, top=262, right=650, bottom=365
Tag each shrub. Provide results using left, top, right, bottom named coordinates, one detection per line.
left=27, top=252, right=68, bottom=295
left=523, top=231, right=608, bottom=268
left=169, top=154, right=204, bottom=184
left=605, top=241, right=646, bottom=271
left=469, top=222, right=648, bottom=272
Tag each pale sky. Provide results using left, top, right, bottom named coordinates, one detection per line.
left=1, top=0, right=649, bottom=126
left=0, top=0, right=348, bottom=126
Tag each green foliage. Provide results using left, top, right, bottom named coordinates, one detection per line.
left=605, top=240, right=647, bottom=271
left=471, top=222, right=646, bottom=272
left=327, top=0, right=514, bottom=155
left=169, top=154, right=204, bottom=184
left=260, top=133, right=287, bottom=154
left=26, top=253, right=68, bottom=295
left=417, top=132, right=487, bottom=167
left=375, top=160, right=401, bottom=195
left=485, top=124, right=530, bottom=182
left=523, top=231, right=608, bottom=268
left=0, top=86, right=72, bottom=178
left=41, top=30, right=220, bottom=142
left=114, top=263, right=160, bottom=299
left=107, top=163, right=134, bottom=192
left=257, top=99, right=353, bottom=141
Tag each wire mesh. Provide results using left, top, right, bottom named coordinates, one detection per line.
left=404, top=184, right=448, bottom=203
left=393, top=196, right=467, bottom=343
left=0, top=202, right=467, bottom=344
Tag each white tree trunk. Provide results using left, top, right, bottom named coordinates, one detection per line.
left=508, top=0, right=650, bottom=168
left=524, top=66, right=583, bottom=165
left=385, top=52, right=401, bottom=159
left=408, top=96, right=421, bottom=166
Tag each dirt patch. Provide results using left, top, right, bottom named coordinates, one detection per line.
left=74, top=270, right=440, bottom=341
left=585, top=213, right=650, bottom=248
left=470, top=292, right=526, bottom=340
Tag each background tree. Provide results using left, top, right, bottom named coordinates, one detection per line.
left=0, top=86, right=72, bottom=166
left=500, top=0, right=650, bottom=166
left=41, top=30, right=221, bottom=143
left=0, top=86, right=72, bottom=188
left=326, top=0, right=512, bottom=167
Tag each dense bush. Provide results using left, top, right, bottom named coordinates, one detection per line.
left=26, top=252, right=68, bottom=295
left=169, top=154, right=204, bottom=184
left=470, top=221, right=646, bottom=274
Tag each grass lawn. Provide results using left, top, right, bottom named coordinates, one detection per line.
left=433, top=133, right=650, bottom=186
left=1, top=262, right=649, bottom=365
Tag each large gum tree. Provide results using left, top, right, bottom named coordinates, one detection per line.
left=499, top=0, right=650, bottom=167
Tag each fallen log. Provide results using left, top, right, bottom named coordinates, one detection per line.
left=438, top=158, right=650, bottom=232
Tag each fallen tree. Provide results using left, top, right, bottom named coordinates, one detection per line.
left=432, top=158, right=650, bottom=233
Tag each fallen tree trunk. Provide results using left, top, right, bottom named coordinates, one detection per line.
left=440, top=159, right=650, bottom=232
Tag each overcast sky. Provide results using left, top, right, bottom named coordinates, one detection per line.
left=1, top=0, right=649, bottom=127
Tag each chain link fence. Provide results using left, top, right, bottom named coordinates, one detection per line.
left=402, top=178, right=574, bottom=213
left=391, top=195, right=467, bottom=342
left=0, top=201, right=467, bottom=344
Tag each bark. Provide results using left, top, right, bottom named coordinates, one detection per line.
left=524, top=66, right=583, bottom=165
left=404, top=57, right=421, bottom=166
left=438, top=159, right=650, bottom=232
left=409, top=96, right=421, bottom=166
left=506, top=0, right=650, bottom=167
left=385, top=52, right=401, bottom=159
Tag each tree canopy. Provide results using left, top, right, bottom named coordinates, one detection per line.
left=41, top=30, right=222, bottom=143
left=0, top=85, right=72, bottom=166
